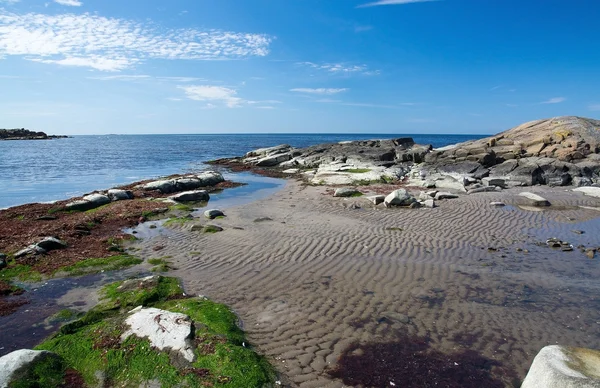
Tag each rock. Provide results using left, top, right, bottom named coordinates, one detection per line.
left=433, top=177, right=467, bottom=192
left=202, top=225, right=223, bottom=233
left=35, top=237, right=67, bottom=251
left=334, top=188, right=360, bottom=197
left=586, top=250, right=596, bottom=259
left=138, top=179, right=177, bottom=193
left=282, top=168, right=299, bottom=174
left=384, top=189, right=416, bottom=207
left=0, top=349, right=65, bottom=388
left=367, top=195, right=385, bottom=205
left=0, top=253, right=6, bottom=269
left=422, top=199, right=436, bottom=208
left=204, top=209, right=224, bottom=219
left=256, top=153, right=292, bottom=167
left=490, top=202, right=506, bottom=207
left=196, top=171, right=225, bottom=187
left=481, top=177, right=507, bottom=188
left=467, top=186, right=500, bottom=194
left=122, top=307, right=196, bottom=363
left=14, top=244, right=46, bottom=258
left=409, top=201, right=421, bottom=209
left=245, top=144, right=292, bottom=158
left=574, top=187, right=600, bottom=199
left=381, top=311, right=410, bottom=324
left=107, top=189, right=134, bottom=201
left=65, top=193, right=111, bottom=211
left=519, top=192, right=551, bottom=207
left=521, top=345, right=600, bottom=388
left=117, top=275, right=161, bottom=293
left=168, top=190, right=209, bottom=202
left=253, top=217, right=273, bottom=222
left=435, top=192, right=459, bottom=200
left=573, top=176, right=594, bottom=187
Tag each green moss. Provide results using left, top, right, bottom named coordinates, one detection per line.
left=349, top=192, right=364, bottom=197
left=170, top=204, right=194, bottom=212
left=164, top=217, right=193, bottom=226
left=148, top=258, right=174, bottom=272
left=60, top=255, right=142, bottom=276
left=345, top=168, right=371, bottom=173
left=47, top=207, right=62, bottom=215
left=36, top=276, right=275, bottom=388
left=0, top=262, right=42, bottom=282
left=9, top=352, right=65, bottom=388
left=203, top=225, right=222, bottom=233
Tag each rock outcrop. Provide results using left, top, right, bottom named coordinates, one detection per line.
left=136, top=171, right=225, bottom=193
left=419, top=116, right=600, bottom=190
left=0, top=129, right=68, bottom=140
left=0, top=349, right=65, bottom=387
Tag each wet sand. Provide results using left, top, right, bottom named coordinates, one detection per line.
left=129, top=182, right=600, bottom=387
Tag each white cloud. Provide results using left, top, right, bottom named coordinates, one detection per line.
left=316, top=98, right=342, bottom=103
left=54, top=0, right=82, bottom=6
left=589, top=103, right=600, bottom=112
left=0, top=10, right=272, bottom=71
left=179, top=85, right=244, bottom=108
left=541, top=97, right=566, bottom=104
left=290, top=88, right=348, bottom=95
left=88, top=75, right=150, bottom=81
left=297, top=61, right=379, bottom=76
left=357, top=0, right=438, bottom=8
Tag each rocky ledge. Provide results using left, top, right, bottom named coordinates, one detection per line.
left=212, top=116, right=600, bottom=191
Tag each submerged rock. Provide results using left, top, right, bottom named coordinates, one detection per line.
left=521, top=345, right=600, bottom=388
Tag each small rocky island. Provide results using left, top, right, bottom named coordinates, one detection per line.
left=0, top=128, right=69, bottom=140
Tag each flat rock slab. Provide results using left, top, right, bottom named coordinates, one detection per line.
left=574, top=187, right=600, bottom=199
left=519, top=192, right=551, bottom=207
left=334, top=188, right=360, bottom=197
left=0, top=349, right=64, bottom=387
left=367, top=195, right=385, bottom=205
left=521, top=345, right=600, bottom=388
left=168, top=190, right=209, bottom=202
left=435, top=192, right=459, bottom=200
left=122, top=307, right=195, bottom=363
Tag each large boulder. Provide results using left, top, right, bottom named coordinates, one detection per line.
left=138, top=172, right=224, bottom=193
left=107, top=189, right=133, bottom=201
left=121, top=307, right=196, bottom=363
left=0, top=349, right=65, bottom=387
left=384, top=189, right=416, bottom=207
left=521, top=345, right=600, bottom=388
left=196, top=171, right=225, bottom=186
left=35, top=237, right=67, bottom=251
left=65, top=193, right=111, bottom=211
left=168, top=190, right=209, bottom=202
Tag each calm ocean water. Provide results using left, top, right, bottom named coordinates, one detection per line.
left=0, top=133, right=484, bottom=209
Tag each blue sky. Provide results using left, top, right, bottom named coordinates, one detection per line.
left=0, top=0, right=598, bottom=135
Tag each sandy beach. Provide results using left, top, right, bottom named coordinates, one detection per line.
left=122, top=179, right=600, bottom=387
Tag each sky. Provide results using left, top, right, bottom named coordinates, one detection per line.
left=0, top=0, right=598, bottom=135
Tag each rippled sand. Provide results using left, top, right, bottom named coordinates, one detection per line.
left=133, top=182, right=600, bottom=387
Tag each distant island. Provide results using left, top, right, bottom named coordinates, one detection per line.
left=0, top=128, right=69, bottom=140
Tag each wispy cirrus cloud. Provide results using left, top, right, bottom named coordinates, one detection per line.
left=297, top=61, right=379, bottom=76
left=54, top=0, right=83, bottom=6
left=178, top=85, right=279, bottom=109
left=357, top=0, right=438, bottom=8
left=0, top=11, right=272, bottom=71
left=290, top=88, right=348, bottom=95
left=541, top=97, right=566, bottom=104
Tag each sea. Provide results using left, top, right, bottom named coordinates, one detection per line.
left=0, top=133, right=485, bottom=209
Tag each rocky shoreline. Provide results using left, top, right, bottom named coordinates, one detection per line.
left=0, top=128, right=69, bottom=140
left=2, top=116, right=600, bottom=387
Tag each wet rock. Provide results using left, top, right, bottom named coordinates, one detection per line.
left=366, top=195, right=385, bottom=205
left=586, top=250, right=596, bottom=259
left=519, top=192, right=551, bottom=207
left=202, top=225, right=223, bottom=233
left=0, top=253, right=6, bottom=269
left=434, top=192, right=459, bottom=200
left=384, top=189, right=416, bottom=207
left=122, top=307, right=196, bottom=363
left=381, top=311, right=410, bottom=324
left=253, top=217, right=273, bottom=223
left=521, top=345, right=600, bottom=388
left=546, top=238, right=573, bottom=251
left=0, top=349, right=65, bottom=388
left=168, top=190, right=209, bottom=202
left=409, top=201, right=421, bottom=209
left=334, top=188, right=360, bottom=198
left=204, top=209, right=224, bottom=219
left=107, top=189, right=134, bottom=201
left=572, top=230, right=585, bottom=235
left=490, top=202, right=505, bottom=207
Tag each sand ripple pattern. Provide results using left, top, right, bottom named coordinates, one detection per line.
left=134, top=184, right=600, bottom=387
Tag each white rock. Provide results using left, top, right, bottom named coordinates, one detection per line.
left=573, top=187, right=600, bottom=199
left=422, top=199, right=436, bottom=208
left=282, top=168, right=299, bottom=174
left=433, top=177, right=467, bottom=193
left=521, top=345, right=600, bottom=388
left=334, top=188, right=360, bottom=197
left=435, top=192, right=459, bottom=200
left=195, top=171, right=224, bottom=186
left=122, top=307, right=196, bottom=363
left=519, top=192, right=551, bottom=207
left=0, top=349, right=63, bottom=387
left=384, top=189, right=416, bottom=207
left=367, top=195, right=385, bottom=205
